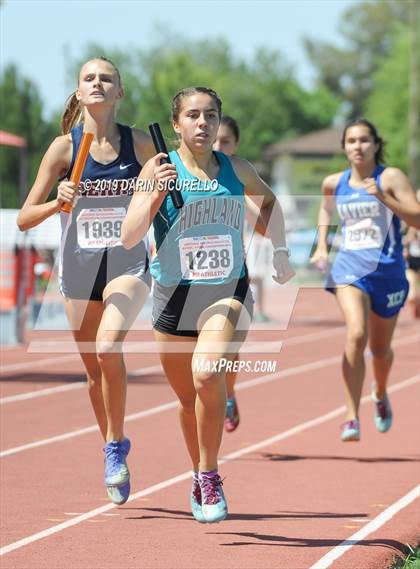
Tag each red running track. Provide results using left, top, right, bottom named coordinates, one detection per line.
left=0, top=288, right=419, bottom=569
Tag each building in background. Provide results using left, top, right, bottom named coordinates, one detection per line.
left=264, top=127, right=344, bottom=268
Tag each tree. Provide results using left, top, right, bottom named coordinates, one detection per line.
left=0, top=64, right=57, bottom=208
left=69, top=34, right=339, bottom=163
left=304, top=0, right=410, bottom=118
left=365, top=27, right=410, bottom=172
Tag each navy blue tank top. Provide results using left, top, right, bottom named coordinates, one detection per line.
left=59, top=123, right=148, bottom=279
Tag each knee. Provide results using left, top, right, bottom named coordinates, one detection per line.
left=178, top=398, right=196, bottom=414
left=346, top=328, right=368, bottom=353
left=86, top=371, right=101, bottom=390
left=370, top=345, right=393, bottom=361
left=96, top=338, right=121, bottom=366
left=192, top=363, right=222, bottom=393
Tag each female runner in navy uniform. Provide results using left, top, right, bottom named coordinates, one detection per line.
left=122, top=87, right=294, bottom=523
left=17, top=57, right=155, bottom=504
left=311, top=119, right=420, bottom=442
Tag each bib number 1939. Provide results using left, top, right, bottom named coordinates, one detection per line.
left=76, top=207, right=126, bottom=249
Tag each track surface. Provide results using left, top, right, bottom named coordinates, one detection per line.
left=1, top=288, right=419, bottom=569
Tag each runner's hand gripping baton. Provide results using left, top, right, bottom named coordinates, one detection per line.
left=61, top=132, right=94, bottom=213
left=148, top=123, right=183, bottom=209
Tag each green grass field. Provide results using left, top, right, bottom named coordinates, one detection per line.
left=389, top=545, right=420, bottom=569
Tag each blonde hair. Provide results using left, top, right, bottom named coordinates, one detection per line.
left=60, top=57, right=122, bottom=135
left=61, top=92, right=83, bottom=134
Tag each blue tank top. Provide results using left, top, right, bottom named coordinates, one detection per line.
left=330, top=165, right=405, bottom=284
left=59, top=123, right=146, bottom=268
left=150, top=150, right=246, bottom=286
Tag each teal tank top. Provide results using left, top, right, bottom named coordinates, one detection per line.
left=150, top=150, right=246, bottom=286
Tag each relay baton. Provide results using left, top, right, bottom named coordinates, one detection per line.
left=148, top=123, right=183, bottom=209
left=61, top=132, right=94, bottom=213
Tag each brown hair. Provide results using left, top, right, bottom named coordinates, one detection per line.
left=171, top=86, right=222, bottom=122
left=220, top=115, right=240, bottom=142
left=341, top=118, right=386, bottom=164
left=60, top=57, right=122, bottom=134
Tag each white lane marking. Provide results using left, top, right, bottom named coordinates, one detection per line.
left=0, top=323, right=390, bottom=403
left=222, top=375, right=419, bottom=463
left=1, top=327, right=344, bottom=403
left=0, top=354, right=79, bottom=374
left=1, top=334, right=417, bottom=457
left=0, top=365, right=162, bottom=404
left=1, top=373, right=418, bottom=557
left=0, top=353, right=354, bottom=457
left=0, top=398, right=178, bottom=458
left=309, top=486, right=420, bottom=569
left=0, top=382, right=85, bottom=404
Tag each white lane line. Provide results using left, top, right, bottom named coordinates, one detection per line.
left=1, top=356, right=341, bottom=457
left=1, top=373, right=418, bottom=557
left=0, top=382, right=85, bottom=403
left=1, top=327, right=343, bottom=403
left=3, top=323, right=417, bottom=404
left=0, top=354, right=79, bottom=374
left=222, top=374, right=419, bottom=462
left=0, top=324, right=382, bottom=404
left=309, top=485, right=420, bottom=569
left=0, top=353, right=355, bottom=457
left=0, top=365, right=162, bottom=405
left=1, top=334, right=417, bottom=457
left=0, top=398, right=178, bottom=458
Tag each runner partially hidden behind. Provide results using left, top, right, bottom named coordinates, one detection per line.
left=213, top=115, right=270, bottom=433
left=122, top=86, right=294, bottom=522
left=311, top=119, right=420, bottom=442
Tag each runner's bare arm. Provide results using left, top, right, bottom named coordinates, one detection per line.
left=17, top=135, right=73, bottom=231
left=132, top=128, right=156, bottom=165
left=378, top=168, right=420, bottom=229
left=231, top=156, right=286, bottom=248
left=231, top=156, right=294, bottom=284
left=244, top=196, right=268, bottom=237
left=121, top=153, right=175, bottom=249
left=310, top=173, right=341, bottom=263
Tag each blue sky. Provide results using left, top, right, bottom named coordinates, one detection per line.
left=1, top=0, right=358, bottom=118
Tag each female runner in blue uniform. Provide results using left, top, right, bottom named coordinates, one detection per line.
left=311, top=119, right=420, bottom=442
left=17, top=57, right=155, bottom=504
left=122, top=86, right=294, bottom=523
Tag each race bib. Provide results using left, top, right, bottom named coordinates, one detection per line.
left=76, top=207, right=125, bottom=249
left=179, top=235, right=233, bottom=280
left=344, top=218, right=382, bottom=250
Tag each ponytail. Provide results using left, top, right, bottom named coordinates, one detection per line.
left=61, top=92, right=83, bottom=134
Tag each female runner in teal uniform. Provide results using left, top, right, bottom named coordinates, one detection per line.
left=18, top=57, right=155, bottom=504
left=122, top=86, right=294, bottom=523
left=311, top=119, right=420, bottom=442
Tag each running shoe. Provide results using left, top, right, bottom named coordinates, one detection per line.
left=371, top=386, right=393, bottom=433
left=104, top=437, right=131, bottom=503
left=254, top=312, right=271, bottom=323
left=191, top=473, right=206, bottom=523
left=225, top=397, right=240, bottom=433
left=340, top=419, right=360, bottom=442
left=106, top=482, right=130, bottom=505
left=199, top=471, right=228, bottom=523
